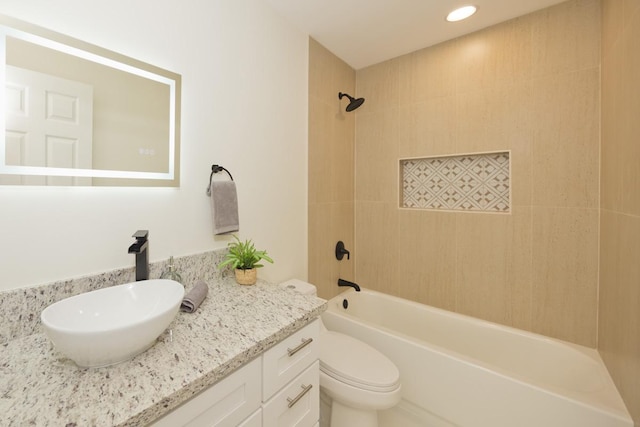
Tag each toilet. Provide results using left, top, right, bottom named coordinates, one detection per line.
left=281, top=280, right=401, bottom=427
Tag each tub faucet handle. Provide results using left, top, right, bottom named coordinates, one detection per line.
left=335, top=241, right=350, bottom=261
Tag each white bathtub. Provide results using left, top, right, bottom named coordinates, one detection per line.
left=321, top=288, right=632, bottom=427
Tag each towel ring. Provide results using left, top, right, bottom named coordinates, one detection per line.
left=206, top=164, right=234, bottom=196
left=210, top=164, right=234, bottom=181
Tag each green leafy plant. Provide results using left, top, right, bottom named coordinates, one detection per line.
left=218, top=236, right=274, bottom=271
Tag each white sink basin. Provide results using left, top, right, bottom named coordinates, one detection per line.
left=41, top=279, right=184, bottom=368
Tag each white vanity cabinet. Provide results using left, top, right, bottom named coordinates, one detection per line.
left=237, top=410, right=262, bottom=427
left=262, top=319, right=320, bottom=427
left=150, top=319, right=320, bottom=427
left=150, top=357, right=262, bottom=427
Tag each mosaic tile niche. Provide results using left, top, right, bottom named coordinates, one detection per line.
left=400, top=152, right=510, bottom=213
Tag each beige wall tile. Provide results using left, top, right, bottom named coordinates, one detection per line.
left=531, top=206, right=598, bottom=346
left=394, top=53, right=414, bottom=107
left=308, top=202, right=332, bottom=297
left=623, top=0, right=640, bottom=31
left=531, top=0, right=601, bottom=78
left=399, top=39, right=458, bottom=103
left=456, top=83, right=531, bottom=153
left=397, top=97, right=457, bottom=159
left=510, top=134, right=533, bottom=209
left=600, top=33, right=623, bottom=211
left=599, top=211, right=640, bottom=423
left=598, top=210, right=620, bottom=357
left=308, top=38, right=356, bottom=206
left=334, top=60, right=357, bottom=104
left=454, top=16, right=532, bottom=94
left=455, top=212, right=513, bottom=325
left=601, top=0, right=624, bottom=54
left=308, top=38, right=356, bottom=300
left=355, top=109, right=399, bottom=203
left=354, top=201, right=399, bottom=294
left=397, top=209, right=457, bottom=311
left=356, top=58, right=400, bottom=113
left=454, top=208, right=532, bottom=327
left=309, top=201, right=355, bottom=300
left=308, top=115, right=354, bottom=204
left=309, top=38, right=355, bottom=107
left=330, top=111, right=355, bottom=203
left=308, top=38, right=336, bottom=106
left=308, top=100, right=335, bottom=205
left=531, top=68, right=600, bottom=209
left=507, top=207, right=534, bottom=331
left=619, top=13, right=640, bottom=217
left=600, top=2, right=640, bottom=421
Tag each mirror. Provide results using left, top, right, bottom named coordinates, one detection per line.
left=0, top=15, right=180, bottom=186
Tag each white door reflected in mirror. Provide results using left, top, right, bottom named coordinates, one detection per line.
left=0, top=14, right=181, bottom=187
left=3, top=66, right=93, bottom=186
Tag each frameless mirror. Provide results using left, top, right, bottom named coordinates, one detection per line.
left=0, top=15, right=180, bottom=186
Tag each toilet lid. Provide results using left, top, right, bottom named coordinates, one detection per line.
left=320, top=331, right=400, bottom=392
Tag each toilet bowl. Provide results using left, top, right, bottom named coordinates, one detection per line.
left=280, top=279, right=401, bottom=427
left=320, top=330, right=401, bottom=427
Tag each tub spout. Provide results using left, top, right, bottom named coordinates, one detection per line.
left=338, top=278, right=360, bottom=292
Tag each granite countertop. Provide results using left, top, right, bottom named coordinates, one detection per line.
left=0, top=277, right=327, bottom=427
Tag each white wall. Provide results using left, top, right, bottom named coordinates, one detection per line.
left=0, top=0, right=309, bottom=290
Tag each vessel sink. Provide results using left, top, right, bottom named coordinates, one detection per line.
left=41, top=279, right=184, bottom=368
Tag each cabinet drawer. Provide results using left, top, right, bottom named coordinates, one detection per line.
left=150, top=357, right=262, bottom=427
left=263, top=320, right=319, bottom=399
left=262, top=361, right=319, bottom=427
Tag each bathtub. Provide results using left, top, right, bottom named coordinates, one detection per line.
left=321, top=288, right=632, bottom=427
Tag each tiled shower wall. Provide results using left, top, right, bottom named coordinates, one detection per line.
left=599, top=0, right=640, bottom=423
left=354, top=0, right=601, bottom=347
left=308, top=1, right=639, bottom=422
left=308, top=39, right=356, bottom=300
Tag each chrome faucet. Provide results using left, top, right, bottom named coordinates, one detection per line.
left=128, top=230, right=149, bottom=281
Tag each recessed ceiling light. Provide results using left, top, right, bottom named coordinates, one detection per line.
left=446, top=5, right=477, bottom=22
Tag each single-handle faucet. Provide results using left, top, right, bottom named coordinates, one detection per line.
left=128, top=230, right=149, bottom=281
left=335, top=241, right=350, bottom=261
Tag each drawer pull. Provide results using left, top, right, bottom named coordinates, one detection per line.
left=287, top=384, right=313, bottom=408
left=287, top=337, right=313, bottom=357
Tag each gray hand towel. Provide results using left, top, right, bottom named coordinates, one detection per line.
left=208, top=179, right=239, bottom=235
left=180, top=281, right=209, bottom=313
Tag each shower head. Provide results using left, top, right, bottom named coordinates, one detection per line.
left=339, top=92, right=365, bottom=112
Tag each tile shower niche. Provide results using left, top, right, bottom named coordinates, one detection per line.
left=400, top=152, right=510, bottom=213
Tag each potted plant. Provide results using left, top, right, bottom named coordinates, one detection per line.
left=218, top=236, right=274, bottom=285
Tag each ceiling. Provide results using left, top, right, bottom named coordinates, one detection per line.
left=263, top=0, right=567, bottom=70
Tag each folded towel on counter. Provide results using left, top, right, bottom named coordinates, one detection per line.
left=180, top=281, right=209, bottom=313
left=207, top=179, right=239, bottom=235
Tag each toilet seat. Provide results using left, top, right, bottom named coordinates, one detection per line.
left=320, top=331, right=400, bottom=393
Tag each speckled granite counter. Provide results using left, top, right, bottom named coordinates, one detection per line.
left=0, top=277, right=326, bottom=427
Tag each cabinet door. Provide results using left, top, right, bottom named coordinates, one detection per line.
left=263, top=320, right=319, bottom=399
left=150, top=357, right=262, bottom=427
left=238, top=409, right=262, bottom=427
left=262, top=361, right=320, bottom=427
